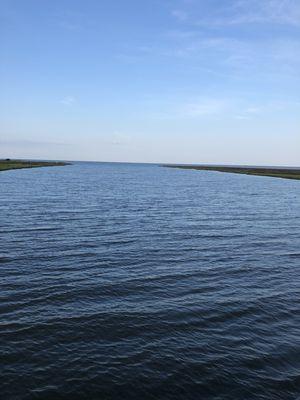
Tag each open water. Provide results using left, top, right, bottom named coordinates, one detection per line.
left=1, top=162, right=300, bottom=399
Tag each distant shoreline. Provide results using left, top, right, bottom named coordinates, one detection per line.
left=163, top=164, right=300, bottom=180
left=0, top=160, right=70, bottom=172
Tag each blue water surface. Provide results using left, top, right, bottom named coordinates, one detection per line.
left=1, top=162, right=300, bottom=399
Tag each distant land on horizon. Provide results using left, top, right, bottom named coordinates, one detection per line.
left=0, top=159, right=69, bottom=172
left=164, top=164, right=300, bottom=180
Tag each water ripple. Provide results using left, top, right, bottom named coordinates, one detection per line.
left=1, top=162, right=300, bottom=399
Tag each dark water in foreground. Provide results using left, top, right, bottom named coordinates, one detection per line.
left=1, top=162, right=300, bottom=400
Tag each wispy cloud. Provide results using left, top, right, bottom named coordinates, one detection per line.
left=177, top=97, right=298, bottom=119
left=60, top=96, right=76, bottom=106
left=108, top=132, right=132, bottom=146
left=182, top=98, right=231, bottom=117
left=161, top=31, right=300, bottom=79
left=172, top=0, right=300, bottom=27
left=228, top=0, right=300, bottom=26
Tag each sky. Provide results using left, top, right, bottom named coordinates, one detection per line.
left=1, top=0, right=299, bottom=165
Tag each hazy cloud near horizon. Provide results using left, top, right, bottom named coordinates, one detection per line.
left=0, top=0, right=299, bottom=165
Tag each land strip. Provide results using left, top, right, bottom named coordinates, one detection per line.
left=163, top=165, right=300, bottom=180
left=0, top=159, right=70, bottom=172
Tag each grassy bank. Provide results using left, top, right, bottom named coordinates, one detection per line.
left=0, top=159, right=70, bottom=172
left=163, top=165, right=300, bottom=180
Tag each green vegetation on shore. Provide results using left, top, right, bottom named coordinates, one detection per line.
left=164, top=165, right=300, bottom=180
left=0, top=159, right=70, bottom=172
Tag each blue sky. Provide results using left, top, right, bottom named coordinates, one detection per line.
left=1, top=0, right=299, bottom=165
